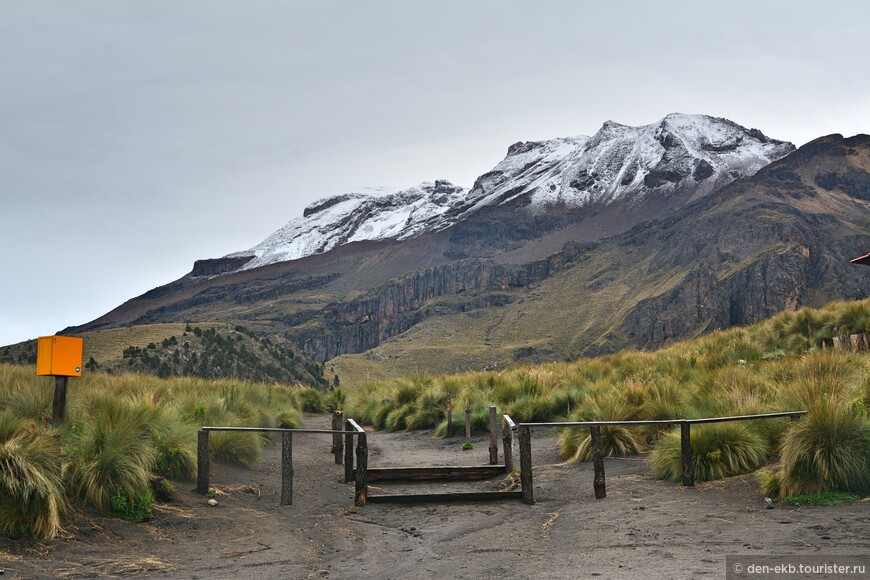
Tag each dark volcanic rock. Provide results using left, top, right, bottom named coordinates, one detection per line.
left=191, top=256, right=254, bottom=277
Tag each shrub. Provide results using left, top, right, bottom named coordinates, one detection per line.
left=150, top=476, right=175, bottom=502
left=293, top=387, right=325, bottom=413
left=777, top=401, right=870, bottom=497
left=110, top=488, right=154, bottom=522
left=208, top=430, right=263, bottom=468
left=63, top=397, right=158, bottom=512
left=559, top=395, right=645, bottom=460
left=277, top=408, right=303, bottom=429
left=0, top=427, right=67, bottom=539
left=756, top=467, right=781, bottom=498
left=153, top=422, right=198, bottom=480
left=433, top=408, right=491, bottom=438
left=649, top=423, right=769, bottom=483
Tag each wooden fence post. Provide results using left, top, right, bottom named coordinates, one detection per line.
left=518, top=426, right=534, bottom=504
left=591, top=425, right=606, bottom=499
left=344, top=419, right=354, bottom=483
left=465, top=399, right=471, bottom=441
left=680, top=422, right=694, bottom=487
left=332, top=410, right=343, bottom=465
left=488, top=406, right=499, bottom=465
left=502, top=419, right=513, bottom=473
left=281, top=431, right=293, bottom=506
left=196, top=429, right=210, bottom=494
left=51, top=376, right=68, bottom=425
left=355, top=431, right=368, bottom=507
left=446, top=394, right=453, bottom=438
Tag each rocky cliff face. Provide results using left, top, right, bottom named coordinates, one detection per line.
left=282, top=134, right=870, bottom=362
left=290, top=248, right=587, bottom=360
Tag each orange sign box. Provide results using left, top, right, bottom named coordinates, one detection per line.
left=36, top=336, right=83, bottom=377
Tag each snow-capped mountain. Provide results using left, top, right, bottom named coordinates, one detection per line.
left=226, top=180, right=469, bottom=271
left=463, top=113, right=794, bottom=213
left=221, top=114, right=794, bottom=273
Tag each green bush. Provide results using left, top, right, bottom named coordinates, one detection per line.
left=150, top=476, right=175, bottom=502
left=208, top=430, right=263, bottom=469
left=650, top=423, right=769, bottom=483
left=756, top=467, right=781, bottom=498
left=277, top=408, right=303, bottom=429
left=783, top=491, right=858, bottom=506
left=153, top=422, right=198, bottom=480
left=560, top=425, right=645, bottom=462
left=293, top=387, right=325, bottom=413
left=110, top=488, right=155, bottom=522
left=778, top=401, right=870, bottom=497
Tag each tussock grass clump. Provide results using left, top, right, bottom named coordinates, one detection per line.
left=277, top=408, right=304, bottom=429
left=649, top=423, right=769, bottom=483
left=1, top=363, right=310, bottom=539
left=0, top=425, right=67, bottom=539
left=153, top=422, right=198, bottom=480
left=558, top=397, right=645, bottom=461
left=64, top=397, right=159, bottom=512
left=208, top=431, right=264, bottom=468
left=777, top=401, right=870, bottom=497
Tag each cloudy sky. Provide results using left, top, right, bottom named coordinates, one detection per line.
left=2, top=0, right=869, bottom=346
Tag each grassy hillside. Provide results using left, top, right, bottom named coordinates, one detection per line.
left=344, top=298, right=870, bottom=498
left=1, top=323, right=332, bottom=389
left=0, top=368, right=326, bottom=539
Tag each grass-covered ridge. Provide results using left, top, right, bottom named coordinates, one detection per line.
left=346, top=298, right=870, bottom=497
left=0, top=367, right=319, bottom=539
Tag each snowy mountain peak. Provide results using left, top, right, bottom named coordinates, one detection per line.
left=226, top=180, right=469, bottom=271
left=216, top=114, right=794, bottom=275
left=467, top=113, right=794, bottom=211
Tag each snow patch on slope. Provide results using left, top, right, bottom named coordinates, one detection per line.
left=228, top=180, right=469, bottom=271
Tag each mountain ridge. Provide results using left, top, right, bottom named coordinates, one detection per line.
left=209, top=113, right=793, bottom=276
left=51, top=122, right=870, bottom=385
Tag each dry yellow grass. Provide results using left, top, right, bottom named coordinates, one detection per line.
left=79, top=323, right=191, bottom=363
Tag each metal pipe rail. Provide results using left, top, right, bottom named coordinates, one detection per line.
left=507, top=410, right=806, bottom=504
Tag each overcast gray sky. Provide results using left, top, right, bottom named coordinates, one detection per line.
left=2, top=0, right=869, bottom=346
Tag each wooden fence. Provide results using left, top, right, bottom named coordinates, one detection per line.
left=196, top=425, right=364, bottom=506
left=816, top=332, right=870, bottom=353
left=508, top=411, right=806, bottom=505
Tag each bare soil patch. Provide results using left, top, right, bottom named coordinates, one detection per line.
left=1, top=414, right=868, bottom=579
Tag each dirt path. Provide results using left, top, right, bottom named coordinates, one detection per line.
left=1, top=414, right=868, bottom=579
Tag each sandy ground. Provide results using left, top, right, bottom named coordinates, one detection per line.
left=1, top=414, right=868, bottom=579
